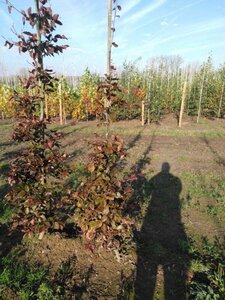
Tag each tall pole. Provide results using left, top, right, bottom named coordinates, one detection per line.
left=35, top=0, right=45, bottom=185
left=35, top=0, right=43, bottom=69
left=106, top=0, right=112, bottom=139
left=107, top=0, right=112, bottom=76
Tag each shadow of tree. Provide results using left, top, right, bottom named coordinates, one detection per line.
left=117, top=270, right=135, bottom=299
left=51, top=255, right=95, bottom=299
left=0, top=149, right=21, bottom=163
left=0, top=184, right=23, bottom=258
left=127, top=128, right=146, bottom=150
left=0, top=225, right=23, bottom=258
left=0, top=182, right=10, bottom=200
left=0, top=163, right=10, bottom=177
left=201, top=135, right=225, bottom=167
left=62, top=125, right=89, bottom=138
left=0, top=141, right=14, bottom=148
left=0, top=163, right=23, bottom=259
left=124, top=132, right=155, bottom=218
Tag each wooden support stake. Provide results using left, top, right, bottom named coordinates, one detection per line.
left=178, top=81, right=187, bottom=127
left=147, top=107, right=150, bottom=125
left=217, top=83, right=224, bottom=118
left=59, top=79, right=63, bottom=125
left=141, top=100, right=145, bottom=126
left=45, top=96, right=49, bottom=119
left=197, top=66, right=206, bottom=124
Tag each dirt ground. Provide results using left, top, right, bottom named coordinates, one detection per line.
left=0, top=114, right=225, bottom=299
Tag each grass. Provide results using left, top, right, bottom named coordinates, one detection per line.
left=65, top=162, right=88, bottom=190
left=180, top=172, right=225, bottom=222
left=0, top=247, right=51, bottom=300
left=0, top=247, right=95, bottom=300
left=49, top=120, right=225, bottom=138
left=0, top=202, right=12, bottom=225
left=112, top=126, right=225, bottom=138
left=188, top=237, right=225, bottom=300
left=0, top=124, right=12, bottom=131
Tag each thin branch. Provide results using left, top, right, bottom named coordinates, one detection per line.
left=1, top=0, right=23, bottom=15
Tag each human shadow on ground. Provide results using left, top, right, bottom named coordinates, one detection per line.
left=135, top=162, right=190, bottom=300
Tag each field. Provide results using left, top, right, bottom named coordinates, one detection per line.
left=0, top=114, right=225, bottom=299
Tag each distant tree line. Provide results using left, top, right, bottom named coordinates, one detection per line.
left=0, top=55, right=224, bottom=122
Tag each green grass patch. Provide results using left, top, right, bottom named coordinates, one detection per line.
left=65, top=162, right=88, bottom=190
left=0, top=246, right=95, bottom=300
left=188, top=237, right=225, bottom=300
left=180, top=172, right=225, bottom=221
left=48, top=122, right=225, bottom=138
left=0, top=124, right=12, bottom=131
left=1, top=120, right=225, bottom=139
left=0, top=248, right=52, bottom=300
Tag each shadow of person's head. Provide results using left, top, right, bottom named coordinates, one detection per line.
left=152, top=162, right=182, bottom=197
left=161, top=162, right=170, bottom=174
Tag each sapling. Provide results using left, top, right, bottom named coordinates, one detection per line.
left=73, top=1, right=135, bottom=250
left=4, top=0, right=69, bottom=237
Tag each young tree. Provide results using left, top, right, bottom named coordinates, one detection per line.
left=73, top=1, right=134, bottom=251
left=5, top=0, right=69, bottom=237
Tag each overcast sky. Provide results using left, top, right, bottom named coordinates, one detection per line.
left=0, top=0, right=225, bottom=75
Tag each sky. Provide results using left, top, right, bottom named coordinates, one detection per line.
left=0, top=0, right=225, bottom=76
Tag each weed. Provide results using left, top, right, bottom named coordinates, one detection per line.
left=0, top=190, right=13, bottom=224
left=0, top=248, right=96, bottom=300
left=37, top=283, right=54, bottom=300
left=181, top=173, right=225, bottom=221
left=117, top=271, right=135, bottom=300
left=189, top=237, right=225, bottom=299
left=65, top=162, right=88, bottom=191
left=0, top=248, right=50, bottom=300
left=180, top=192, right=193, bottom=209
left=0, top=204, right=13, bottom=224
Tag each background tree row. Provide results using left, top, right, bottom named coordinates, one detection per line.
left=0, top=55, right=225, bottom=123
